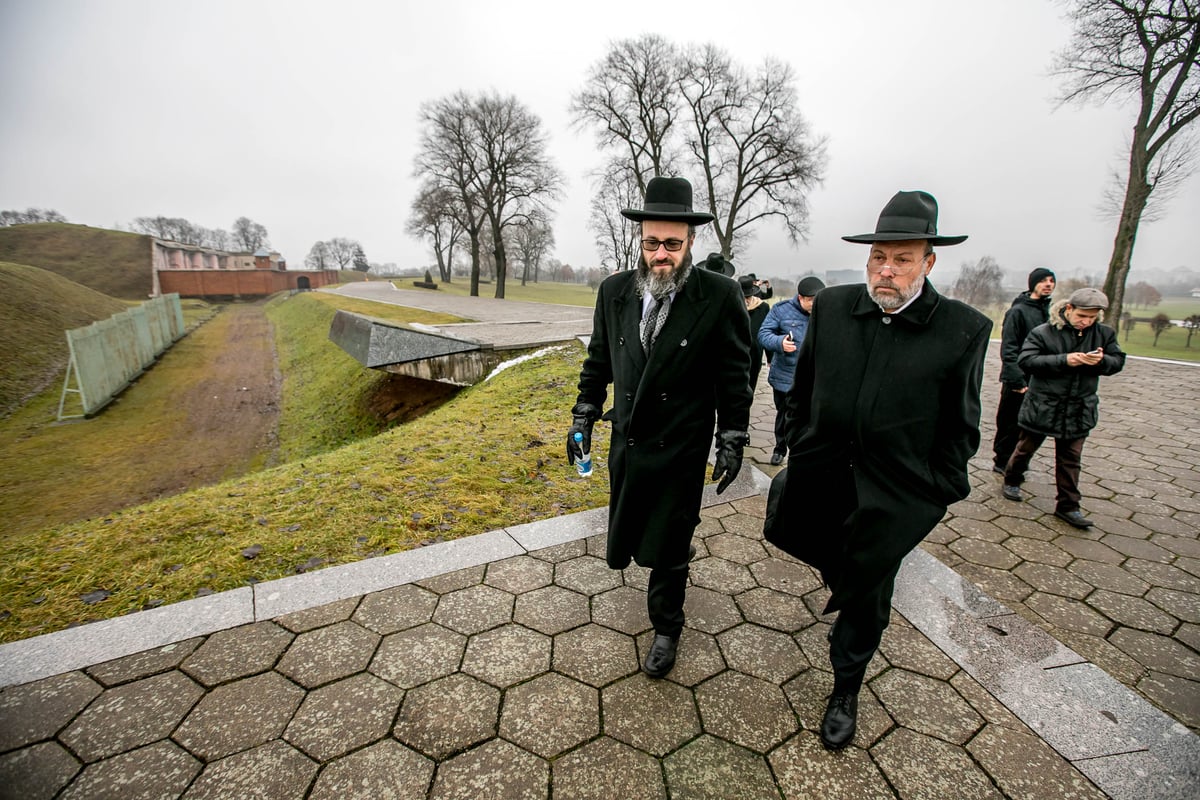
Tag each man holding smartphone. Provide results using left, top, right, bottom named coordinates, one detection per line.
left=758, top=275, right=825, bottom=465
left=1001, top=288, right=1126, bottom=528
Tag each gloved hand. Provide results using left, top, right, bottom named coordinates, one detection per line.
left=567, top=402, right=601, bottom=465
left=712, top=429, right=750, bottom=494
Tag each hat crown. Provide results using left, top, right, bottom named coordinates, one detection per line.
left=620, top=176, right=715, bottom=225
left=841, top=189, right=967, bottom=246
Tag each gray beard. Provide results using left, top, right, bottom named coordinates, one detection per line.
left=636, top=250, right=694, bottom=299
left=869, top=277, right=922, bottom=311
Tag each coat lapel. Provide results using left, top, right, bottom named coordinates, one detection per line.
left=617, top=280, right=647, bottom=374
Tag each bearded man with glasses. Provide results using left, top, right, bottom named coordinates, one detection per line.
left=568, top=176, right=754, bottom=679
left=765, top=190, right=991, bottom=750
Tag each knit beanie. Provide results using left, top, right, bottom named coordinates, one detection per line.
left=1028, top=267, right=1056, bottom=292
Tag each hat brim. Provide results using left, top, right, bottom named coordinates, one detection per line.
left=622, top=209, right=714, bottom=225
left=841, top=232, right=968, bottom=246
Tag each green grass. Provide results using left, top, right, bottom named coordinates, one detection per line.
left=0, top=223, right=152, bottom=300
left=408, top=277, right=600, bottom=307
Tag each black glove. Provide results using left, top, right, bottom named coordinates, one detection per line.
left=567, top=402, right=601, bottom=465
left=712, top=429, right=750, bottom=494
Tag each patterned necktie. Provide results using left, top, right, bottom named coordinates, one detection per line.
left=642, top=294, right=671, bottom=355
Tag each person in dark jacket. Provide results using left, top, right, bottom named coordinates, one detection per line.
left=568, top=177, right=753, bottom=679
left=769, top=190, right=991, bottom=750
left=758, top=275, right=825, bottom=464
left=739, top=275, right=771, bottom=390
left=991, top=267, right=1056, bottom=472
left=1001, top=288, right=1125, bottom=528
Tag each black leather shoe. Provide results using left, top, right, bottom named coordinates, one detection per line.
left=820, top=692, right=858, bottom=750
left=770, top=451, right=784, bottom=466
left=1002, top=484, right=1022, bottom=501
left=643, top=634, right=679, bottom=678
left=1055, top=509, right=1095, bottom=529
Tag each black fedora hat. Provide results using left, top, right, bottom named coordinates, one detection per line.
left=621, top=176, right=714, bottom=225
left=842, top=190, right=967, bottom=246
left=701, top=252, right=735, bottom=276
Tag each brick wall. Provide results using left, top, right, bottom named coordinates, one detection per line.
left=157, top=269, right=341, bottom=298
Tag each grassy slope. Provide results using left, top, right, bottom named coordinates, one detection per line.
left=0, top=223, right=152, bottom=300
left=0, top=262, right=131, bottom=415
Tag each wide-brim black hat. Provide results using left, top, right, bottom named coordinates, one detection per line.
left=621, top=176, right=714, bottom=225
left=702, top=252, right=735, bottom=276
left=842, top=190, right=967, bottom=246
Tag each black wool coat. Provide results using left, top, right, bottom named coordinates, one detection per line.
left=775, top=280, right=992, bottom=612
left=576, top=267, right=753, bottom=571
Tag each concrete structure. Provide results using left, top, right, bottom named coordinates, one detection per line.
left=152, top=239, right=341, bottom=299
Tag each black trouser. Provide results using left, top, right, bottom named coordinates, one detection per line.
left=1004, top=430, right=1087, bottom=513
left=771, top=388, right=789, bottom=456
left=829, top=562, right=901, bottom=695
left=646, top=557, right=690, bottom=638
left=992, top=382, right=1026, bottom=469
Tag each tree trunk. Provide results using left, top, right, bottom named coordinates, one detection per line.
left=469, top=234, right=481, bottom=297
left=1103, top=140, right=1152, bottom=334
left=493, top=228, right=508, bottom=299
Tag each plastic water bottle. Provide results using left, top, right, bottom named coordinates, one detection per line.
left=573, top=432, right=592, bottom=477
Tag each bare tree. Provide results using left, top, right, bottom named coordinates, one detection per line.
left=953, top=255, right=1007, bottom=309
left=588, top=162, right=642, bottom=272
left=1125, top=280, right=1163, bottom=306
left=1150, top=312, right=1173, bottom=344
left=305, top=241, right=332, bottom=270
left=231, top=216, right=269, bottom=251
left=512, top=211, right=555, bottom=286
left=1183, top=313, right=1200, bottom=345
left=0, top=207, right=67, bottom=226
left=1053, top=0, right=1200, bottom=331
left=325, top=237, right=360, bottom=270
left=570, top=35, right=682, bottom=196
left=407, top=182, right=463, bottom=282
left=353, top=244, right=369, bottom=272
left=1121, top=310, right=1136, bottom=339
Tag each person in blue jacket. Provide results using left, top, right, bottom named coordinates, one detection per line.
left=758, top=275, right=825, bottom=465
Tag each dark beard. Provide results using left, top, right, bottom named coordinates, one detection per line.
left=636, top=249, right=694, bottom=299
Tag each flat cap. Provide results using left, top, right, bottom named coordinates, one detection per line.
left=1067, top=287, right=1108, bottom=309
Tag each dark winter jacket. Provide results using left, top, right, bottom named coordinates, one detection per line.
left=1017, top=300, right=1125, bottom=439
left=1000, top=291, right=1052, bottom=387
left=758, top=296, right=813, bottom=392
left=772, top=281, right=991, bottom=613
left=746, top=297, right=770, bottom=387
left=576, top=267, right=753, bottom=571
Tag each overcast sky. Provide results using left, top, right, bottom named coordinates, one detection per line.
left=2, top=0, right=1197, bottom=287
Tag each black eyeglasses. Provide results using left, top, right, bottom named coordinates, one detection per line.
left=641, top=238, right=685, bottom=252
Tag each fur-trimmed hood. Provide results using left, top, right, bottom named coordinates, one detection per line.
left=1050, top=298, right=1104, bottom=329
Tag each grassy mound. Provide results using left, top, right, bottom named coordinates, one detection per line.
left=0, top=262, right=131, bottom=416
left=0, top=223, right=152, bottom=300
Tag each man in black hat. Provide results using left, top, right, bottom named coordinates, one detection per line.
left=568, top=176, right=754, bottom=679
left=991, top=267, right=1056, bottom=473
left=767, top=190, right=991, bottom=749
left=1001, top=288, right=1125, bottom=529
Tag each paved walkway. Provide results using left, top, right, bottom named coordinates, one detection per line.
left=0, top=295, right=1197, bottom=798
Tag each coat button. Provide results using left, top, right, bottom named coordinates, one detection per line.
left=625, top=392, right=633, bottom=401
left=627, top=438, right=636, bottom=447
left=882, top=317, right=892, bottom=325
left=680, top=338, right=688, bottom=347
left=618, top=336, right=625, bottom=345
left=660, top=393, right=668, bottom=401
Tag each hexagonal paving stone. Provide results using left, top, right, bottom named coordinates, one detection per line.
left=748, top=558, right=823, bottom=596
left=704, top=532, right=768, bottom=565
left=1125, top=559, right=1200, bottom=592
left=58, top=741, right=199, bottom=800
left=592, top=585, right=652, bottom=635
left=484, top=556, right=553, bottom=594
left=784, top=670, right=894, bottom=749
left=0, top=671, right=101, bottom=752
left=275, top=620, right=380, bottom=689
left=432, top=584, right=514, bottom=635
left=0, top=741, right=80, bottom=800
left=1146, top=587, right=1200, bottom=623
left=173, top=671, right=304, bottom=761
left=1088, top=589, right=1178, bottom=633
left=967, top=724, right=1108, bottom=800
left=499, top=673, right=598, bottom=758
left=682, top=585, right=743, bottom=634
left=1068, top=560, right=1150, bottom=596
left=663, top=735, right=780, bottom=800
left=717, top=623, right=805, bottom=683
left=417, top=565, right=484, bottom=593
left=602, top=674, right=700, bottom=756
left=87, top=638, right=202, bottom=687
left=392, top=673, right=499, bottom=759
left=872, top=728, right=1004, bottom=800
left=621, top=563, right=652, bottom=591
left=179, top=622, right=294, bottom=687
left=371, top=623, right=466, bottom=689
left=353, top=584, right=438, bottom=635
left=551, top=736, right=666, bottom=800
left=553, top=623, right=638, bottom=687
left=1013, top=563, right=1094, bottom=599
left=877, top=624, right=959, bottom=680
left=1026, top=592, right=1114, bottom=637
left=184, top=740, right=317, bottom=799
left=554, top=556, right=623, bottom=596
left=688, top=557, right=757, bottom=594
left=635, top=627, right=726, bottom=687
left=461, top=624, right=550, bottom=688
left=695, top=670, right=796, bottom=752
left=273, top=596, right=360, bottom=633
left=769, top=732, right=894, bottom=799
left=1108, top=627, right=1200, bottom=679
left=871, top=669, right=983, bottom=745
left=513, top=585, right=589, bottom=635
left=1003, top=536, right=1072, bottom=567
left=285, top=672, right=404, bottom=761
left=309, top=739, right=433, bottom=800
left=1139, top=671, right=1200, bottom=729
left=429, top=738, right=548, bottom=800
left=530, top=539, right=586, bottom=563
left=735, top=586, right=815, bottom=632
left=949, top=538, right=1021, bottom=570
left=59, top=671, right=202, bottom=762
